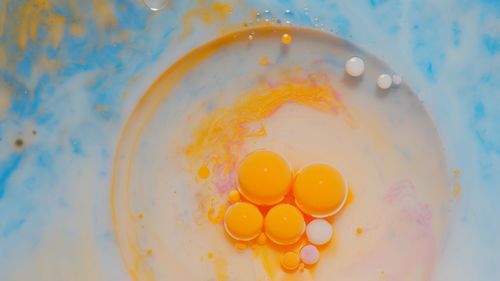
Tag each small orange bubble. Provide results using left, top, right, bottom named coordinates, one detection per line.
left=281, top=251, right=300, bottom=271
left=281, top=33, right=292, bottom=45
left=198, top=165, right=210, bottom=179
left=208, top=252, right=214, bottom=259
left=147, top=249, right=153, bottom=255
left=228, top=190, right=241, bottom=203
left=137, top=213, right=144, bottom=219
left=224, top=202, right=263, bottom=241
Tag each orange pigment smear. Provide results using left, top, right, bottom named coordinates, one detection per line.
left=11, top=0, right=115, bottom=50
left=184, top=71, right=353, bottom=275
left=452, top=169, right=461, bottom=199
left=182, top=1, right=233, bottom=37
left=185, top=73, right=350, bottom=196
left=214, top=255, right=229, bottom=281
left=208, top=199, right=227, bottom=224
left=111, top=26, right=354, bottom=281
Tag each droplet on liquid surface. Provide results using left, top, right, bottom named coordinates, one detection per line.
left=143, top=0, right=169, bottom=11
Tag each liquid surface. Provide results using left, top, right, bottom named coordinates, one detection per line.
left=111, top=27, right=451, bottom=281
left=0, top=1, right=498, bottom=281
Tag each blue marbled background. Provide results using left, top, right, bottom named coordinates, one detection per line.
left=0, top=0, right=498, bottom=280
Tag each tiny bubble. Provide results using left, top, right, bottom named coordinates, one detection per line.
left=142, top=0, right=169, bottom=11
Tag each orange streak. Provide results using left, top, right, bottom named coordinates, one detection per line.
left=111, top=26, right=346, bottom=281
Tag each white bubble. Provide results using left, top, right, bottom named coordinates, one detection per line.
left=377, top=74, right=392, bottom=90
left=283, top=9, right=294, bottom=24
left=345, top=56, right=365, bottom=77
left=263, top=9, right=272, bottom=20
left=306, top=219, right=333, bottom=245
left=300, top=245, right=320, bottom=265
left=142, top=0, right=169, bottom=11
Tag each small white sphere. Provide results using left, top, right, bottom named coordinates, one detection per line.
left=377, top=74, right=392, bottom=89
left=345, top=56, right=365, bottom=77
left=392, top=74, right=402, bottom=85
left=306, top=219, right=333, bottom=245
left=300, top=245, right=320, bottom=265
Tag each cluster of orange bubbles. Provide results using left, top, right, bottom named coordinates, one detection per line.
left=223, top=150, right=349, bottom=272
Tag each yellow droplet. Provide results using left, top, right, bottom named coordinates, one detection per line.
left=264, top=204, right=305, bottom=245
left=259, top=56, right=269, bottom=66
left=257, top=233, right=267, bottom=245
left=147, top=249, right=153, bottom=255
left=281, top=33, right=292, bottom=45
left=224, top=202, right=263, bottom=241
left=228, top=190, right=241, bottom=203
left=356, top=227, right=363, bottom=235
left=281, top=251, right=300, bottom=271
left=198, top=165, right=210, bottom=179
left=208, top=252, right=214, bottom=259
left=137, top=213, right=144, bottom=219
